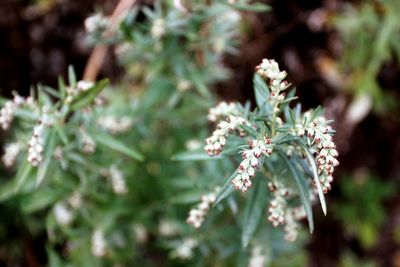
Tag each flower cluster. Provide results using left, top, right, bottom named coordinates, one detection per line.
left=85, top=13, right=110, bottom=34
left=109, top=165, right=128, bottom=195
left=232, top=137, right=273, bottom=192
left=172, top=238, right=198, bottom=260
left=187, top=190, right=218, bottom=228
left=91, top=229, right=107, bottom=258
left=27, top=110, right=54, bottom=167
left=205, top=115, right=249, bottom=156
left=267, top=181, right=307, bottom=242
left=158, top=219, right=179, bottom=237
left=283, top=209, right=300, bottom=242
left=2, top=142, right=21, bottom=168
left=151, top=18, right=166, bottom=39
left=68, top=190, right=82, bottom=209
left=80, top=128, right=96, bottom=154
left=248, top=246, right=266, bottom=267
left=0, top=95, right=32, bottom=130
left=207, top=102, right=238, bottom=122
left=298, top=113, right=339, bottom=193
left=133, top=224, right=148, bottom=244
left=97, top=115, right=133, bottom=135
left=267, top=181, right=290, bottom=227
left=27, top=123, right=45, bottom=167
left=256, top=59, right=291, bottom=112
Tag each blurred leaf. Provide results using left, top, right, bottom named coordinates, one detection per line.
left=171, top=191, right=205, bottom=204
left=214, top=170, right=238, bottom=206
left=281, top=153, right=314, bottom=233
left=92, top=131, right=143, bottom=161
left=229, top=2, right=271, bottom=12
left=46, top=245, right=64, bottom=267
left=240, top=124, right=258, bottom=138
left=254, top=74, right=269, bottom=109
left=21, top=188, right=62, bottom=213
left=68, top=65, right=77, bottom=87
left=242, top=178, right=267, bottom=248
left=37, top=129, right=57, bottom=186
left=173, top=150, right=220, bottom=161
left=69, top=79, right=108, bottom=111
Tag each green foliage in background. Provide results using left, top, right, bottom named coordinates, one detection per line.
left=334, top=0, right=400, bottom=112
left=333, top=173, right=396, bottom=249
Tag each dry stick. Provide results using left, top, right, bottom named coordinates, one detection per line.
left=83, top=0, right=137, bottom=81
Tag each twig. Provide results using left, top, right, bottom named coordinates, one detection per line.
left=83, top=0, right=137, bottom=81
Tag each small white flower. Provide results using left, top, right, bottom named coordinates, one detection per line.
left=2, top=142, right=21, bottom=167
left=177, top=79, right=191, bottom=92
left=248, top=246, right=266, bottom=267
left=53, top=203, right=73, bottom=226
left=151, top=19, right=166, bottom=39
left=97, top=115, right=133, bottom=135
left=133, top=224, right=148, bottom=244
left=158, top=219, right=178, bottom=237
left=186, top=139, right=201, bottom=151
left=80, top=128, right=96, bottom=154
left=109, top=165, right=128, bottom=195
left=92, top=229, right=107, bottom=258
left=85, top=13, right=109, bottom=34
left=77, top=80, right=94, bottom=91
left=172, top=238, right=198, bottom=260
left=68, top=191, right=82, bottom=209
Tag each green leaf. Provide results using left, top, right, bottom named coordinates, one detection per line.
left=214, top=170, right=238, bottom=206
left=21, top=188, right=62, bottom=213
left=253, top=74, right=269, bottom=108
left=229, top=2, right=271, bottom=12
left=15, top=159, right=33, bottom=192
left=242, top=178, right=267, bottom=248
left=307, top=106, right=322, bottom=124
left=92, top=131, right=144, bottom=161
left=69, top=79, right=108, bottom=111
left=68, top=65, right=77, bottom=87
left=42, top=86, right=61, bottom=99
left=289, top=109, right=297, bottom=125
left=54, top=122, right=68, bottom=145
left=173, top=150, right=220, bottom=161
left=36, top=129, right=58, bottom=186
left=300, top=144, right=327, bottom=215
left=46, top=245, right=64, bottom=267
left=171, top=191, right=205, bottom=204
left=58, top=77, right=66, bottom=99
left=190, top=70, right=210, bottom=98
left=239, top=124, right=258, bottom=138
left=281, top=153, right=314, bottom=233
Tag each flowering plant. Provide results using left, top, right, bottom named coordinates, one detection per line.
left=183, top=59, right=339, bottom=246
left=0, top=1, right=338, bottom=266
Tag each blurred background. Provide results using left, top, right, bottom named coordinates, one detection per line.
left=0, top=0, right=399, bottom=266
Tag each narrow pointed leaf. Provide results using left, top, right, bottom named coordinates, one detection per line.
left=214, top=170, right=238, bottom=206
left=241, top=178, right=267, bottom=247
left=253, top=74, right=269, bottom=108
left=281, top=153, right=314, bottom=233
left=301, top=144, right=327, bottom=215
left=36, top=129, right=57, bottom=186
left=93, top=132, right=144, bottom=161
left=69, top=79, right=108, bottom=111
